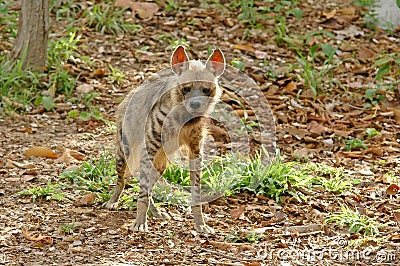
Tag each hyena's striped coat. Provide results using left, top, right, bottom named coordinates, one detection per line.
left=105, top=46, right=225, bottom=233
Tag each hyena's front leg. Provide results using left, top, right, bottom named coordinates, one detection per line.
left=104, top=147, right=127, bottom=210
left=132, top=149, right=168, bottom=231
left=189, top=144, right=214, bottom=234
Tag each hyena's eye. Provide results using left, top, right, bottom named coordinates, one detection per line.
left=182, top=87, right=191, bottom=95
left=202, top=88, right=211, bottom=96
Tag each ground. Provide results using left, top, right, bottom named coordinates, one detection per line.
left=1, top=0, right=400, bottom=265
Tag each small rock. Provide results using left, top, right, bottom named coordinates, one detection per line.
left=72, top=240, right=82, bottom=246
left=358, top=169, right=374, bottom=176
left=108, top=230, right=118, bottom=235
left=323, top=138, right=334, bottom=146
left=76, top=84, right=94, bottom=95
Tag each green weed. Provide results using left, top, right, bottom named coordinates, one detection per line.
left=353, top=0, right=380, bottom=30
left=365, top=128, right=380, bottom=138
left=82, top=3, right=141, bottom=35
left=163, top=164, right=191, bottom=187
left=18, top=180, right=68, bottom=202
left=326, top=205, right=383, bottom=236
left=224, top=231, right=263, bottom=243
left=274, top=17, right=291, bottom=47
left=0, top=3, right=18, bottom=43
left=153, top=181, right=192, bottom=207
left=364, top=86, right=385, bottom=107
left=231, top=59, right=245, bottom=71
left=164, top=0, right=180, bottom=12
left=162, top=152, right=346, bottom=203
left=344, top=138, right=368, bottom=151
left=35, top=95, right=56, bottom=111
left=60, top=220, right=77, bottom=234
left=305, top=164, right=355, bottom=193
left=107, top=64, right=125, bottom=85
left=67, top=106, right=106, bottom=122
left=50, top=0, right=80, bottom=21
left=224, top=234, right=243, bottom=243
left=0, top=55, right=44, bottom=111
left=294, top=43, right=340, bottom=97
left=321, top=174, right=354, bottom=193
left=59, top=151, right=117, bottom=195
left=47, top=31, right=81, bottom=68
left=50, top=69, right=80, bottom=97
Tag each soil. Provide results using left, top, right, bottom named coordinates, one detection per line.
left=1, top=0, right=400, bottom=265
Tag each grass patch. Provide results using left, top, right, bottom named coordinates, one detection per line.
left=60, top=220, right=78, bottom=234
left=18, top=180, right=68, bottom=202
left=82, top=3, right=141, bottom=35
left=326, top=205, right=384, bottom=236
left=162, top=152, right=352, bottom=203
left=0, top=54, right=45, bottom=112
left=18, top=151, right=352, bottom=208
left=59, top=150, right=117, bottom=194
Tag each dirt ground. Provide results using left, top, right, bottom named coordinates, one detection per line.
left=1, top=0, right=400, bottom=265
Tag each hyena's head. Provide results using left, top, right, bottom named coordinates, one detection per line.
left=170, top=46, right=225, bottom=114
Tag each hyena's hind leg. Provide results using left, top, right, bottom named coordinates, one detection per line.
left=188, top=136, right=214, bottom=234
left=149, top=197, right=171, bottom=220
left=104, top=148, right=128, bottom=210
left=132, top=149, right=169, bottom=232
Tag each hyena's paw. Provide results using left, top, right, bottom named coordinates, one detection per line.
left=131, top=221, right=148, bottom=232
left=195, top=224, right=215, bottom=234
left=152, top=210, right=171, bottom=220
left=103, top=201, right=119, bottom=210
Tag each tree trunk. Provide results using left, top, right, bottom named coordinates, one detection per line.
left=10, top=0, right=49, bottom=72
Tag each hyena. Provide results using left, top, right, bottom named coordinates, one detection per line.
left=105, top=46, right=225, bottom=233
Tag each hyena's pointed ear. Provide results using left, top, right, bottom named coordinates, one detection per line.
left=206, top=48, right=225, bottom=77
left=171, top=45, right=189, bottom=75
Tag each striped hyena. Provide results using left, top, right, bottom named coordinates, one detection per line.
left=105, top=46, right=225, bottom=233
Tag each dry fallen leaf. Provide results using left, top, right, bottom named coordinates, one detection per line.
left=283, top=81, right=297, bottom=92
left=320, top=18, right=343, bottom=30
left=293, top=148, right=312, bottom=158
left=358, top=46, right=376, bottom=61
left=337, top=151, right=365, bottom=159
left=55, top=149, right=85, bottom=164
left=254, top=50, right=268, bottom=59
left=75, top=193, right=98, bottom=206
left=394, top=212, right=400, bottom=226
left=322, top=9, right=337, bottom=19
left=93, top=68, right=107, bottom=78
left=5, top=160, right=35, bottom=169
left=241, top=262, right=261, bottom=266
left=274, top=210, right=287, bottom=222
left=230, top=205, right=246, bottom=219
left=24, top=146, right=58, bottom=159
left=22, top=230, right=53, bottom=247
left=387, top=107, right=400, bottom=124
left=115, top=0, right=159, bottom=19
left=338, top=7, right=356, bottom=16
left=386, top=184, right=400, bottom=196
left=333, top=129, right=353, bottom=138
left=204, top=240, right=234, bottom=251
left=5, top=175, right=36, bottom=182
left=388, top=233, right=400, bottom=242
left=369, top=146, right=383, bottom=157
left=307, top=120, right=330, bottom=135
left=232, top=44, right=256, bottom=53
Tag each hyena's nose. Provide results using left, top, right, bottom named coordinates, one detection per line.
left=190, top=101, right=201, bottom=110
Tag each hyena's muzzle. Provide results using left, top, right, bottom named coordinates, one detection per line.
left=183, top=87, right=214, bottom=114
